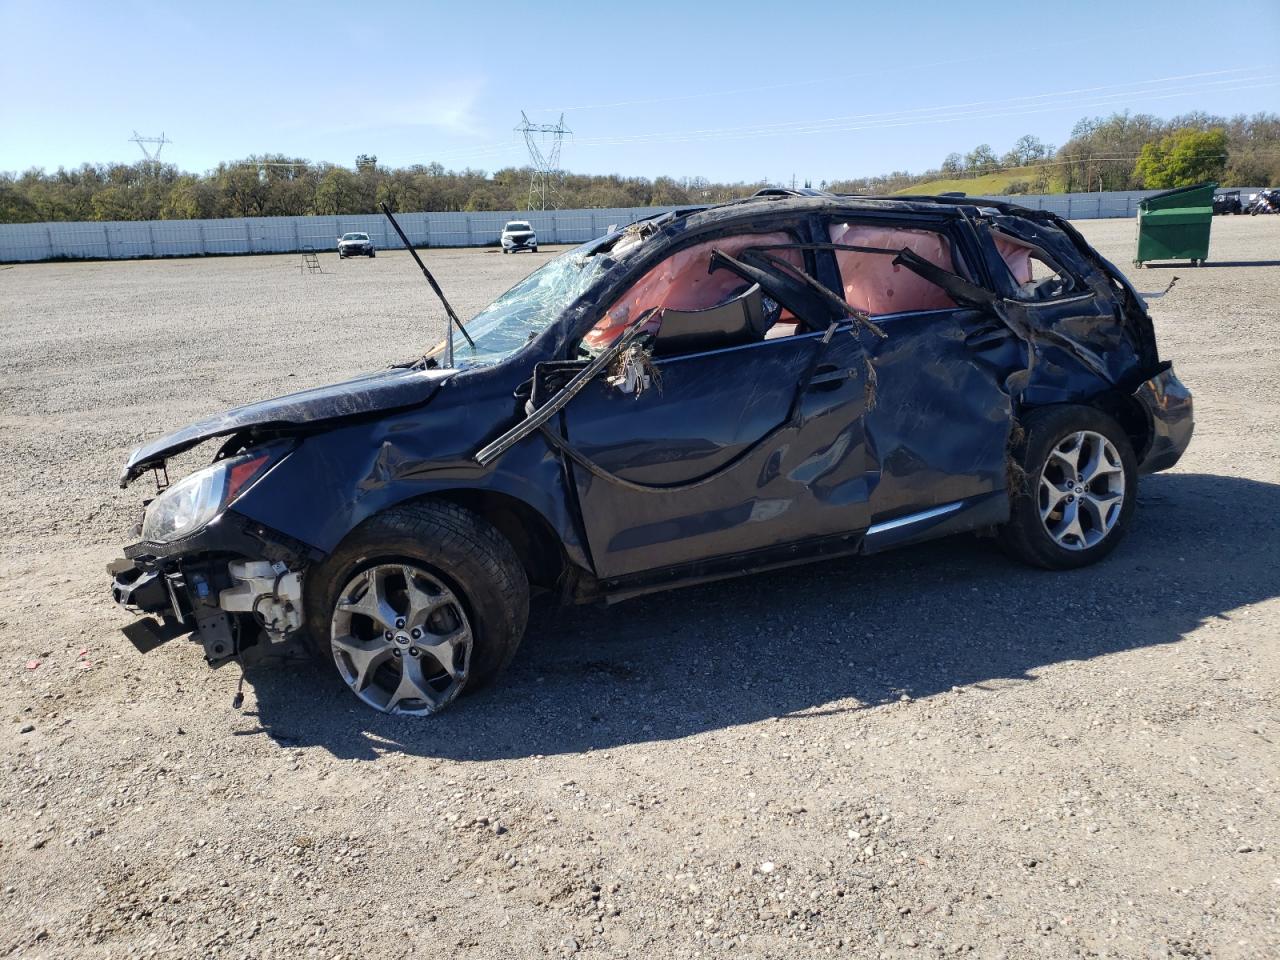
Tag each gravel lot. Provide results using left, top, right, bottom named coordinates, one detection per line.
left=1, top=218, right=1278, bottom=959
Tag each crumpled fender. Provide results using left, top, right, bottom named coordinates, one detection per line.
left=120, top=367, right=454, bottom=487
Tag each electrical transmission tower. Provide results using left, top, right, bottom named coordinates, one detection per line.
left=516, top=111, right=571, bottom=210
left=130, top=131, right=172, bottom=163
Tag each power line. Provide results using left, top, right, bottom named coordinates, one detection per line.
left=535, top=60, right=1259, bottom=117
left=387, top=68, right=1274, bottom=170
left=569, top=72, right=1278, bottom=148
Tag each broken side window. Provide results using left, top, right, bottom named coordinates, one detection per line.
left=993, top=232, right=1079, bottom=302
left=826, top=222, right=961, bottom=316
left=581, top=231, right=807, bottom=355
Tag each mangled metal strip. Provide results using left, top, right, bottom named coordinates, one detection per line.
left=738, top=249, right=887, bottom=341
left=538, top=320, right=843, bottom=493
left=379, top=203, right=475, bottom=362
left=473, top=309, right=659, bottom=467
left=705, top=249, right=885, bottom=340
left=886, top=247, right=1037, bottom=395
left=892, top=248, right=1121, bottom=388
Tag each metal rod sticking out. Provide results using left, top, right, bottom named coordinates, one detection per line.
left=379, top=202, right=475, bottom=366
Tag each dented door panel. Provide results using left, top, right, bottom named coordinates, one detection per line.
left=562, top=329, right=870, bottom=580
left=862, top=309, right=1014, bottom=525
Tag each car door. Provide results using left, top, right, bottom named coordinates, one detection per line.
left=558, top=314, right=873, bottom=582
left=821, top=216, right=1015, bottom=549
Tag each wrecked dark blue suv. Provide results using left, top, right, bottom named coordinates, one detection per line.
left=109, top=193, right=1193, bottom=715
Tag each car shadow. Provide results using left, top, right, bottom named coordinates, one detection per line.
left=241, top=472, right=1280, bottom=761
left=1141, top=260, right=1280, bottom=268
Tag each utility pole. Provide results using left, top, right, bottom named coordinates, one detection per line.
left=129, top=131, right=171, bottom=165
left=516, top=111, right=572, bottom=210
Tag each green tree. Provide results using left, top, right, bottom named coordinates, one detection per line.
left=965, top=144, right=998, bottom=173
left=1134, top=128, right=1229, bottom=188
left=313, top=167, right=361, bottom=215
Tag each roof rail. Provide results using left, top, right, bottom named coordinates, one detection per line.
left=751, top=187, right=834, bottom=199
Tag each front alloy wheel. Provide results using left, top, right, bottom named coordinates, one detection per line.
left=331, top=563, right=473, bottom=714
left=306, top=501, right=529, bottom=716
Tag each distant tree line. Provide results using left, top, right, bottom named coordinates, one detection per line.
left=826, top=111, right=1279, bottom=196
left=2, top=111, right=1277, bottom=224
left=0, top=158, right=765, bottom=224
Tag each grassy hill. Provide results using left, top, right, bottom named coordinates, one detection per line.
left=891, top=168, right=1041, bottom=197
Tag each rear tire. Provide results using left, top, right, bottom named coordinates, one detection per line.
left=999, top=405, right=1137, bottom=570
left=305, top=501, right=529, bottom=713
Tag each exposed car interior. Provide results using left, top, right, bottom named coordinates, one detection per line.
left=649, top=284, right=769, bottom=356
left=827, top=222, right=959, bottom=314
left=993, top=232, right=1078, bottom=301
left=582, top=221, right=977, bottom=358
left=582, top=231, right=806, bottom=354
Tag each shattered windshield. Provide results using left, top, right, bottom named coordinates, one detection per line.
left=426, top=244, right=610, bottom=369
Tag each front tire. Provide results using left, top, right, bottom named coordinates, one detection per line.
left=305, top=501, right=529, bottom=715
left=999, top=405, right=1137, bottom=570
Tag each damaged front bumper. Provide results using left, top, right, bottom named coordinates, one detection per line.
left=109, top=509, right=314, bottom=663
left=1133, top=363, right=1194, bottom=474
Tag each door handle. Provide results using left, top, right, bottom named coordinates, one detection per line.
left=809, top=364, right=850, bottom=391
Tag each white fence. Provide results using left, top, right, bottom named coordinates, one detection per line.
left=0, top=189, right=1263, bottom=263
left=0, top=207, right=674, bottom=263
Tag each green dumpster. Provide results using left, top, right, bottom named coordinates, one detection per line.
left=1134, top=182, right=1215, bottom=267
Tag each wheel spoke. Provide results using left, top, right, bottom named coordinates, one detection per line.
left=1048, top=432, right=1083, bottom=475
left=1079, top=441, right=1122, bottom=485
left=402, top=568, right=453, bottom=629
left=1039, top=476, right=1069, bottom=521
left=1055, top=497, right=1086, bottom=548
left=387, top=655, right=435, bottom=713
left=340, top=569, right=400, bottom=632
left=331, top=634, right=393, bottom=692
left=1081, top=490, right=1122, bottom=535
left=420, top=626, right=470, bottom=681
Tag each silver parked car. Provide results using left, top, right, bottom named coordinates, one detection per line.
left=337, top=232, right=375, bottom=258
left=500, top=220, right=537, bottom=254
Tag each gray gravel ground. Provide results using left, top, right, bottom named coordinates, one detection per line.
left=1, top=218, right=1277, bottom=959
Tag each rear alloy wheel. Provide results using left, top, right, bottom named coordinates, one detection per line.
left=999, top=405, right=1137, bottom=569
left=1038, top=430, right=1126, bottom=551
left=330, top=563, right=473, bottom=714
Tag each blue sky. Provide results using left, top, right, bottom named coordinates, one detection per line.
left=2, top=0, right=1277, bottom=183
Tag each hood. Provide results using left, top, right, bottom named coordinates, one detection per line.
left=120, top=366, right=454, bottom=487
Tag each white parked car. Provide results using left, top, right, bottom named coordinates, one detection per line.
left=500, top=221, right=537, bottom=254
left=337, top=232, right=375, bottom=258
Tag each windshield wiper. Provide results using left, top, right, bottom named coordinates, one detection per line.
left=380, top=203, right=475, bottom=366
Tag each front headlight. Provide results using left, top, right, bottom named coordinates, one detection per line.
left=141, top=450, right=275, bottom=543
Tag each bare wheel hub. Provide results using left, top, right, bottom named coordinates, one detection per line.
left=1038, top=430, right=1126, bottom=551
left=329, top=563, right=473, bottom=715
